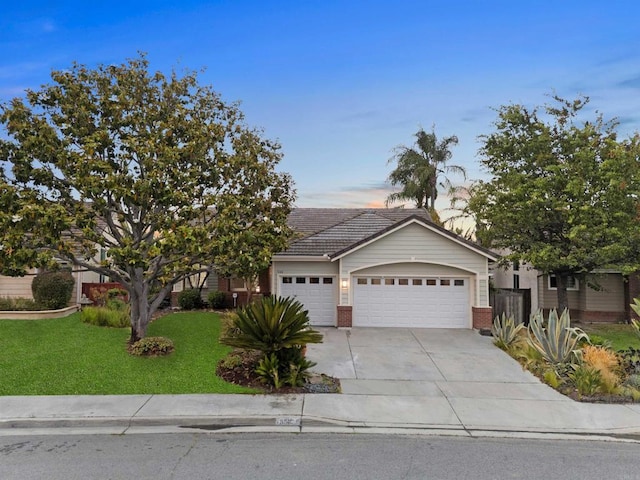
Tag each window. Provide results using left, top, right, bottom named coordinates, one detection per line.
left=384, top=278, right=395, bottom=285
left=548, top=275, right=579, bottom=291
left=454, top=279, right=465, bottom=287
left=513, top=274, right=520, bottom=289
left=310, top=277, right=320, bottom=284
left=357, top=278, right=367, bottom=285
left=231, top=277, right=260, bottom=292
left=295, top=277, right=306, bottom=284
left=412, top=279, right=423, bottom=286
left=426, top=279, right=437, bottom=286
left=282, top=277, right=292, bottom=284
left=322, top=277, right=333, bottom=284
left=398, top=278, right=409, bottom=286
left=371, top=278, right=381, bottom=285
left=440, top=279, right=451, bottom=286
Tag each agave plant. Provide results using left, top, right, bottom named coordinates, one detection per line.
left=527, top=309, right=589, bottom=365
left=220, top=296, right=323, bottom=358
left=491, top=313, right=525, bottom=350
left=630, top=298, right=640, bottom=340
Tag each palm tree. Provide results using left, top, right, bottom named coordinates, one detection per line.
left=386, top=128, right=466, bottom=213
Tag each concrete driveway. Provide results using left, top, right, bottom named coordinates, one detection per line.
left=307, top=327, right=566, bottom=401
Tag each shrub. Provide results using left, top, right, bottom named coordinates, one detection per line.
left=106, top=298, right=128, bottom=312
left=220, top=352, right=244, bottom=370
left=582, top=345, right=620, bottom=392
left=128, top=336, right=175, bottom=356
left=178, top=289, right=204, bottom=310
left=625, top=374, right=640, bottom=389
left=81, top=306, right=129, bottom=328
left=0, top=297, right=40, bottom=311
left=285, top=355, right=316, bottom=387
left=527, top=309, right=589, bottom=366
left=630, top=298, right=640, bottom=340
left=221, top=296, right=322, bottom=388
left=219, top=312, right=241, bottom=340
left=220, top=296, right=323, bottom=357
left=542, top=369, right=562, bottom=389
left=491, top=313, right=525, bottom=350
left=255, top=353, right=283, bottom=389
left=31, top=270, right=75, bottom=310
left=585, top=334, right=610, bottom=348
left=569, top=364, right=602, bottom=397
left=208, top=291, right=226, bottom=309
left=620, top=347, right=640, bottom=376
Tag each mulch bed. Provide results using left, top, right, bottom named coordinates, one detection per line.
left=559, top=387, right=639, bottom=404
left=216, top=349, right=341, bottom=394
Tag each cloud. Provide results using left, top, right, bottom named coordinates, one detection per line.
left=618, top=75, right=640, bottom=90
left=616, top=115, right=640, bottom=128
left=299, top=182, right=395, bottom=208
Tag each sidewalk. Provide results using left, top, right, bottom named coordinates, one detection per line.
left=2, top=392, right=640, bottom=441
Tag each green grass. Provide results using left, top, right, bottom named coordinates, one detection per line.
left=579, top=323, right=640, bottom=351
left=0, top=311, right=256, bottom=395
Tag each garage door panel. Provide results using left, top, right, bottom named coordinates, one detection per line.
left=280, top=276, right=336, bottom=326
left=353, top=276, right=469, bottom=328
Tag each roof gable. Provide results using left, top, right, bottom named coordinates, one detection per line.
left=330, top=216, right=499, bottom=261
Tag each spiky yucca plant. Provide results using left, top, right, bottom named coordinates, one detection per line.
left=220, top=296, right=323, bottom=357
left=491, top=313, right=525, bottom=350
left=527, top=309, right=589, bottom=365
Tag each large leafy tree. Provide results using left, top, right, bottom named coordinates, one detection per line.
left=0, top=55, right=294, bottom=342
left=386, top=127, right=466, bottom=216
left=469, top=95, right=640, bottom=313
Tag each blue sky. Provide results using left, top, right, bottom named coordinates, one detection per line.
left=2, top=1, right=639, bottom=215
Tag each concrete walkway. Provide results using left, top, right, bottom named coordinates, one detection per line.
left=2, top=328, right=640, bottom=440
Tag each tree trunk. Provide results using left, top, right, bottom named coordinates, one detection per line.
left=555, top=273, right=570, bottom=316
left=128, top=272, right=152, bottom=344
left=245, top=276, right=253, bottom=305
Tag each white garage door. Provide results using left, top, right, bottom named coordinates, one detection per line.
left=353, top=276, right=470, bottom=328
left=279, top=276, right=337, bottom=326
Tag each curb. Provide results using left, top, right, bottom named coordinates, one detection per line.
left=2, top=416, right=640, bottom=444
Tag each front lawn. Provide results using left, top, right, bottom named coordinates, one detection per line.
left=578, top=323, right=640, bottom=351
left=0, top=311, right=256, bottom=395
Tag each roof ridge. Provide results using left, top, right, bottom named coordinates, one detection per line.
left=291, top=209, right=367, bottom=240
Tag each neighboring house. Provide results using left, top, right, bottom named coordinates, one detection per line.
left=258, top=208, right=498, bottom=329
left=493, top=258, right=637, bottom=323
left=0, top=266, right=95, bottom=306
left=538, top=271, right=631, bottom=322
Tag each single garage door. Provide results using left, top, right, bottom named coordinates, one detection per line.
left=353, top=276, right=469, bottom=328
left=279, top=276, right=337, bottom=326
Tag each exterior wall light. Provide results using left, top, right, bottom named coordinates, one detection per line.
left=341, top=279, right=348, bottom=289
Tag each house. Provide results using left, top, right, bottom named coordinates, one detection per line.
left=0, top=267, right=97, bottom=307
left=1, top=207, right=498, bottom=328
left=216, top=208, right=498, bottom=328
left=492, top=260, right=637, bottom=323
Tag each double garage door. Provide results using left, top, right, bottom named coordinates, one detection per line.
left=280, top=274, right=470, bottom=328
left=353, top=276, right=470, bottom=328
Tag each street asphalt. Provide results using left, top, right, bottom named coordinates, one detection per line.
left=2, top=328, right=640, bottom=441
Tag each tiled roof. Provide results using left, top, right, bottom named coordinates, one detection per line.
left=280, top=208, right=431, bottom=257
